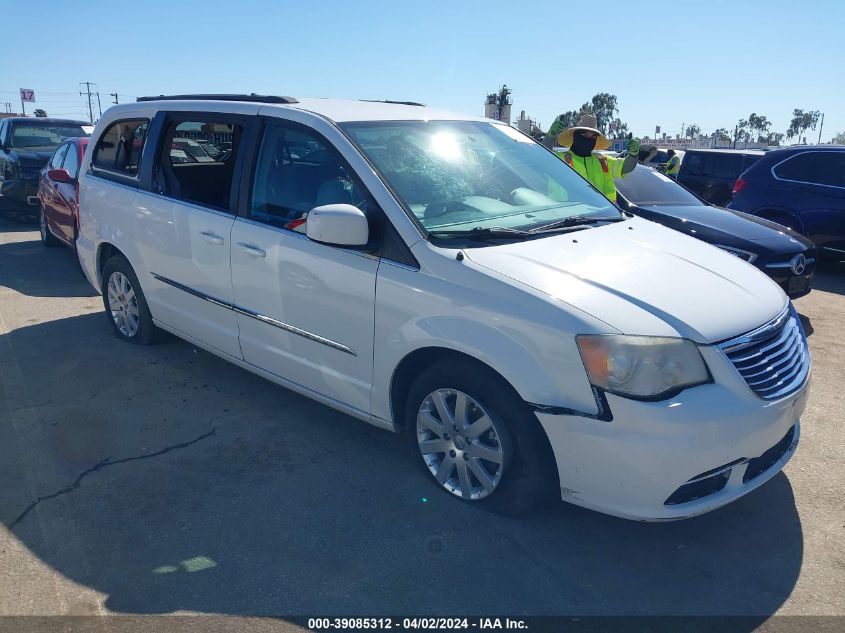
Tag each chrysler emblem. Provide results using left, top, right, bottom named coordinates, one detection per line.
left=791, top=254, right=806, bottom=276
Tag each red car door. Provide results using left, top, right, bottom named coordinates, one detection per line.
left=41, top=143, right=70, bottom=240
left=53, top=140, right=83, bottom=244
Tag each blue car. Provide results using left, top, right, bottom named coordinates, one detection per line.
left=728, top=146, right=845, bottom=259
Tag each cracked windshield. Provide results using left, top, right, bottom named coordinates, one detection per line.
left=342, top=120, right=619, bottom=234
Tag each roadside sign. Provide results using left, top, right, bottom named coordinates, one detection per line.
left=20, top=89, right=35, bottom=103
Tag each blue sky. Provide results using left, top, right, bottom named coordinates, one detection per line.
left=1, top=0, right=843, bottom=141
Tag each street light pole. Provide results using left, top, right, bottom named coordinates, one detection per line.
left=818, top=113, right=825, bottom=144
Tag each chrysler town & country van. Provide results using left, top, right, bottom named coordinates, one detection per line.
left=76, top=95, right=810, bottom=520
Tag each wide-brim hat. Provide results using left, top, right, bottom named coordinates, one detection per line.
left=557, top=113, right=612, bottom=150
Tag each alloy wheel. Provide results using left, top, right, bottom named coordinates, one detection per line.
left=416, top=389, right=505, bottom=500
left=107, top=271, right=140, bottom=337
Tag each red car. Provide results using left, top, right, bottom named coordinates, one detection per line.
left=38, top=136, right=89, bottom=250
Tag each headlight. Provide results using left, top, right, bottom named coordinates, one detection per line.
left=577, top=335, right=710, bottom=399
left=715, top=244, right=757, bottom=264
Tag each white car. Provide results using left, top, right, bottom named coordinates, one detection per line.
left=76, top=95, right=810, bottom=520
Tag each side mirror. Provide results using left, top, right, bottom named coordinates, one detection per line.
left=48, top=168, right=73, bottom=183
left=305, top=204, right=369, bottom=247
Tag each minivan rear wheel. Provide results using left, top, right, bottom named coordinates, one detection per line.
left=404, top=358, right=557, bottom=515
left=101, top=256, right=160, bottom=345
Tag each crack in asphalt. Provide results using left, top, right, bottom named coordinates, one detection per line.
left=9, top=428, right=217, bottom=529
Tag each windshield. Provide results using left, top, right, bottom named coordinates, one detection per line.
left=9, top=123, right=89, bottom=150
left=615, top=166, right=703, bottom=206
left=341, top=120, right=619, bottom=234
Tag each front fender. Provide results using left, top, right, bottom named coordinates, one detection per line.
left=371, top=261, right=606, bottom=423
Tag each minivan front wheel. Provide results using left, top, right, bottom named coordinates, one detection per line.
left=405, top=358, right=556, bottom=514
left=101, top=256, right=159, bottom=345
left=416, top=388, right=506, bottom=501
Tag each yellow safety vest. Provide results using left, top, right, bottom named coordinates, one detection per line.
left=555, top=151, right=624, bottom=202
left=665, top=155, right=681, bottom=176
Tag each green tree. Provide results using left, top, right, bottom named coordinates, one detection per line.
left=713, top=128, right=731, bottom=141
left=608, top=117, right=628, bottom=138
left=579, top=93, right=618, bottom=134
left=685, top=124, right=701, bottom=138
left=766, top=131, right=784, bottom=146
left=33, top=108, right=47, bottom=117
left=735, top=118, right=751, bottom=144
left=786, top=109, right=821, bottom=142
left=832, top=131, right=845, bottom=144
left=748, top=113, right=771, bottom=142
left=547, top=110, right=580, bottom=137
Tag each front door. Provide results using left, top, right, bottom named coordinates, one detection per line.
left=230, top=120, right=378, bottom=414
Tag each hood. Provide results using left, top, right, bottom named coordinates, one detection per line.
left=463, top=217, right=787, bottom=343
left=634, top=204, right=813, bottom=254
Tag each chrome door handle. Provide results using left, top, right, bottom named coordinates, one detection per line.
left=237, top=242, right=266, bottom=258
left=199, top=230, right=225, bottom=245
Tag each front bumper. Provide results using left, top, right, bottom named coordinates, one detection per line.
left=0, top=177, right=40, bottom=214
left=536, top=345, right=809, bottom=521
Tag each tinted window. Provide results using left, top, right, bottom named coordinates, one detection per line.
left=9, top=123, right=88, bottom=150
left=154, top=118, right=242, bottom=211
left=62, top=143, right=80, bottom=178
left=775, top=152, right=845, bottom=188
left=49, top=144, right=69, bottom=169
left=616, top=167, right=702, bottom=206
left=92, top=119, right=149, bottom=177
left=250, top=123, right=368, bottom=229
left=684, top=153, right=745, bottom=179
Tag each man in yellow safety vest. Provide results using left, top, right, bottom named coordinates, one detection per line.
left=555, top=113, right=640, bottom=202
left=663, top=149, right=681, bottom=178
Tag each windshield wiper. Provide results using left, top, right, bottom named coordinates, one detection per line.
left=429, top=226, right=532, bottom=241
left=529, top=215, right=625, bottom=233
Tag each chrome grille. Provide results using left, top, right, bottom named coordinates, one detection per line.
left=719, top=306, right=809, bottom=400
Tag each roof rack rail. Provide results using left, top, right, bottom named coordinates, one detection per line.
left=136, top=94, right=298, bottom=104
left=360, top=99, right=426, bottom=107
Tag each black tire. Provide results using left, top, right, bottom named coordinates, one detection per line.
left=101, top=255, right=160, bottom=345
left=39, top=206, right=60, bottom=248
left=404, top=357, right=557, bottom=515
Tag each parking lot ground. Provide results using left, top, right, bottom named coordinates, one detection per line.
left=0, top=218, right=843, bottom=623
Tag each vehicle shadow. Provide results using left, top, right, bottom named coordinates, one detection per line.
left=0, top=211, right=38, bottom=227
left=0, top=228, right=98, bottom=299
left=0, top=310, right=803, bottom=622
left=798, top=313, right=814, bottom=336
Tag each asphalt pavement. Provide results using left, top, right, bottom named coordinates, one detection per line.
left=0, top=218, right=843, bottom=626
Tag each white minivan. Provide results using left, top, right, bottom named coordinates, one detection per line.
left=77, top=95, right=810, bottom=520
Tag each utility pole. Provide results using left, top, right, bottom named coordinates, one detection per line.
left=733, top=123, right=738, bottom=149
left=96, top=92, right=102, bottom=118
left=2, top=102, right=11, bottom=114
left=79, top=81, right=96, bottom=123
left=110, top=92, right=119, bottom=105
left=817, top=112, right=825, bottom=144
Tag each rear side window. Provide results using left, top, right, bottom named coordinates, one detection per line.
left=775, top=152, right=845, bottom=188
left=63, top=143, right=80, bottom=178
left=49, top=144, right=69, bottom=169
left=92, top=119, right=149, bottom=177
left=153, top=118, right=243, bottom=211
